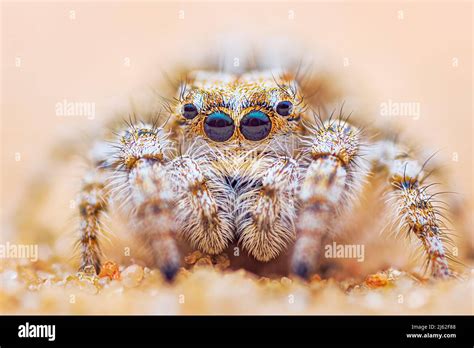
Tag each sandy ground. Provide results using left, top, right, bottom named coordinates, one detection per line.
left=1, top=255, right=473, bottom=315
left=1, top=1, right=473, bottom=315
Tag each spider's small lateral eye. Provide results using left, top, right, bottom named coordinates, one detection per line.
left=204, top=112, right=235, bottom=142
left=137, top=129, right=155, bottom=137
left=182, top=103, right=199, bottom=119
left=123, top=130, right=133, bottom=140
left=275, top=101, right=293, bottom=117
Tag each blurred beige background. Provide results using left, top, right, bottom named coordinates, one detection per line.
left=1, top=1, right=472, bottom=270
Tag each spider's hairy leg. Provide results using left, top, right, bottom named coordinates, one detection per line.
left=110, top=123, right=180, bottom=281
left=292, top=119, right=367, bottom=279
left=129, top=160, right=179, bottom=281
left=236, top=156, right=299, bottom=262
left=77, top=166, right=109, bottom=274
left=371, top=140, right=452, bottom=279
left=169, top=147, right=235, bottom=256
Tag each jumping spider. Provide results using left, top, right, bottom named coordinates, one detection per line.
left=78, top=69, right=452, bottom=281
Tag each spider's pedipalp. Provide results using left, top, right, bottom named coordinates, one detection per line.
left=236, top=155, right=299, bottom=261
left=291, top=119, right=368, bottom=279
left=169, top=145, right=235, bottom=255
left=371, top=140, right=452, bottom=278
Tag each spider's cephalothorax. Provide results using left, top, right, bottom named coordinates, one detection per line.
left=174, top=70, right=304, bottom=146
left=77, top=69, right=453, bottom=281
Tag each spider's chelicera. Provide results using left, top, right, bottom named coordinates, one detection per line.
left=77, top=69, right=453, bottom=281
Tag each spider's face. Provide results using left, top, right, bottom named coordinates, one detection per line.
left=174, top=71, right=305, bottom=146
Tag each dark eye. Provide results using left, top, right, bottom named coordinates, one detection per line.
left=275, top=101, right=293, bottom=116
left=240, top=111, right=272, bottom=141
left=182, top=103, right=198, bottom=119
left=137, top=129, right=155, bottom=137
left=204, top=112, right=235, bottom=142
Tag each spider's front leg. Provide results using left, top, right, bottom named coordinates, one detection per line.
left=291, top=119, right=367, bottom=279
left=371, top=140, right=452, bottom=278
left=77, top=165, right=109, bottom=274
left=78, top=124, right=180, bottom=280
left=113, top=125, right=182, bottom=280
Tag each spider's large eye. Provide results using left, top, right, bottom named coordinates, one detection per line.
left=204, top=112, right=235, bottom=142
left=275, top=101, right=293, bottom=116
left=240, top=111, right=272, bottom=141
left=182, top=103, right=199, bottom=119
